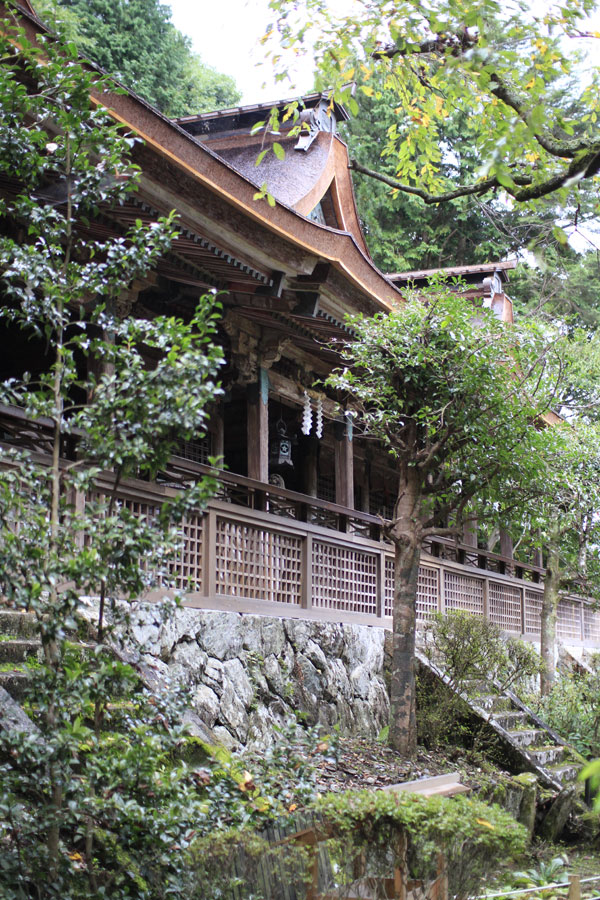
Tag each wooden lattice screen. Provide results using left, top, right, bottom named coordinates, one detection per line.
left=557, top=598, right=582, bottom=641
left=172, top=514, right=203, bottom=591
left=488, top=582, right=522, bottom=633
left=444, top=571, right=484, bottom=615
left=383, top=561, right=439, bottom=620
left=311, top=540, right=378, bottom=614
left=524, top=589, right=543, bottom=635
left=215, top=519, right=302, bottom=604
left=584, top=606, right=600, bottom=642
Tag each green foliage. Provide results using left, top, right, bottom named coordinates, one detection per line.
left=335, top=70, right=572, bottom=271
left=326, top=281, right=564, bottom=534
left=419, top=611, right=540, bottom=750
left=511, top=855, right=569, bottom=889
left=315, top=789, right=528, bottom=898
left=537, top=668, right=600, bottom=758
left=512, top=253, right=600, bottom=332
left=266, top=0, right=600, bottom=218
left=34, top=0, right=241, bottom=116
left=0, top=22, right=226, bottom=898
left=425, top=611, right=541, bottom=695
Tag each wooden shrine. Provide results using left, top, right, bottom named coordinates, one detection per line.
left=1, top=2, right=600, bottom=650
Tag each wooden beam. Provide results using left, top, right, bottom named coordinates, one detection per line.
left=247, top=368, right=269, bottom=483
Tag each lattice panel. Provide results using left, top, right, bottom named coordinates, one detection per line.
left=489, top=582, right=522, bottom=633
left=584, top=606, right=600, bottom=642
left=557, top=599, right=582, bottom=641
left=444, top=571, right=484, bottom=615
left=170, top=514, right=203, bottom=592
left=384, top=557, right=394, bottom=617
left=176, top=435, right=211, bottom=465
left=383, top=561, right=440, bottom=621
left=312, top=541, right=377, bottom=614
left=317, top=474, right=335, bottom=504
left=524, top=589, right=543, bottom=634
left=215, top=519, right=302, bottom=604
left=417, top=565, right=440, bottom=622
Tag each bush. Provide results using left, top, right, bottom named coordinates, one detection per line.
left=424, top=611, right=540, bottom=694
left=536, top=667, right=600, bottom=758
left=315, top=789, right=528, bottom=899
left=417, top=612, right=541, bottom=750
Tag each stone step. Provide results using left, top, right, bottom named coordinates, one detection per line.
left=0, top=640, right=41, bottom=664
left=549, top=762, right=581, bottom=784
left=0, top=670, right=29, bottom=702
left=471, top=694, right=513, bottom=712
left=505, top=728, right=546, bottom=749
left=492, top=710, right=530, bottom=730
left=0, top=610, right=38, bottom=638
left=528, top=745, right=565, bottom=767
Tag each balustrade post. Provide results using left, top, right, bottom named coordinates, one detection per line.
left=376, top=551, right=386, bottom=620
left=580, top=601, right=585, bottom=642
left=520, top=586, right=525, bottom=635
left=482, top=578, right=489, bottom=622
left=301, top=533, right=313, bottom=610
left=202, top=507, right=217, bottom=599
left=439, top=566, right=446, bottom=614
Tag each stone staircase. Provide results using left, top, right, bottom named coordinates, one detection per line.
left=0, top=609, right=43, bottom=703
left=416, top=649, right=584, bottom=791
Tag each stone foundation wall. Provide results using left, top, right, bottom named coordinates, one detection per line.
left=126, top=606, right=390, bottom=749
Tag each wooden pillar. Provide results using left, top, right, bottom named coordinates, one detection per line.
left=212, top=404, right=224, bottom=468
left=247, top=367, right=269, bottom=483
left=334, top=413, right=354, bottom=509
left=301, top=436, right=318, bottom=497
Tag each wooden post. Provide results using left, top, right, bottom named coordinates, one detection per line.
left=431, top=851, right=448, bottom=900
left=302, top=436, right=318, bottom=497
left=334, top=413, right=354, bottom=509
left=301, top=534, right=313, bottom=610
left=377, top=551, right=386, bottom=619
left=202, top=508, right=217, bottom=599
left=393, top=830, right=407, bottom=900
left=568, top=875, right=581, bottom=900
left=482, top=578, right=489, bottom=623
left=212, top=405, right=224, bottom=467
left=247, top=367, right=269, bottom=483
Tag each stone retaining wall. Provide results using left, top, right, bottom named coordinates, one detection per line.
left=125, top=605, right=390, bottom=749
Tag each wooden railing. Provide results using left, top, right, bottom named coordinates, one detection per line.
left=1, top=399, right=599, bottom=647
left=116, top=462, right=600, bottom=646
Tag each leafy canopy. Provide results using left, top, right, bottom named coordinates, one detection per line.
left=265, top=0, right=600, bottom=217
left=326, top=281, right=564, bottom=536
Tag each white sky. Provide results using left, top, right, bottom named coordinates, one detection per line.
left=167, top=0, right=314, bottom=103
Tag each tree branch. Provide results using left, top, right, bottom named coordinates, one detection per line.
left=489, top=72, right=593, bottom=159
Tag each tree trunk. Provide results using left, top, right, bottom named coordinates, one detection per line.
left=540, top=542, right=560, bottom=696
left=389, top=466, right=422, bottom=756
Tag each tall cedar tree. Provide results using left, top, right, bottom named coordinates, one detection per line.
left=35, top=0, right=241, bottom=116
